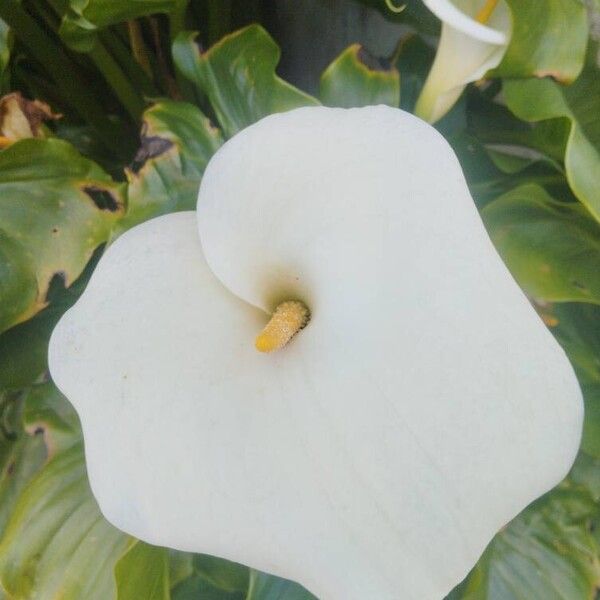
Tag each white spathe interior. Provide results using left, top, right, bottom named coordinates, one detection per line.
left=50, top=106, right=582, bottom=600
left=422, top=0, right=508, bottom=44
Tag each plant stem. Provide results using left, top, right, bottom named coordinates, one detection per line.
left=100, top=30, right=158, bottom=97
left=149, top=17, right=181, bottom=99
left=169, top=0, right=189, bottom=40
left=87, top=40, right=146, bottom=121
left=127, top=20, right=153, bottom=77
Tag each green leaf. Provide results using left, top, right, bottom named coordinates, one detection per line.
left=0, top=18, right=9, bottom=87
left=246, top=571, right=316, bottom=600
left=194, top=554, right=249, bottom=593
left=450, top=488, right=600, bottom=599
left=0, top=442, right=133, bottom=600
left=467, top=87, right=570, bottom=165
left=0, top=433, right=46, bottom=539
left=172, top=25, right=319, bottom=138
left=503, top=41, right=600, bottom=221
left=0, top=382, right=134, bottom=600
left=172, top=575, right=244, bottom=600
left=169, top=550, right=194, bottom=589
left=171, top=553, right=249, bottom=600
left=0, top=252, right=98, bottom=392
left=550, top=303, right=600, bottom=458
left=21, top=382, right=81, bottom=455
left=482, top=183, right=600, bottom=304
left=551, top=303, right=600, bottom=385
left=0, top=138, right=124, bottom=334
left=578, top=380, right=600, bottom=459
left=0, top=394, right=47, bottom=538
left=60, top=0, right=176, bottom=52
left=492, top=0, right=588, bottom=83
left=484, top=145, right=561, bottom=176
left=320, top=44, right=399, bottom=108
left=570, top=451, right=600, bottom=500
left=115, top=541, right=170, bottom=600
left=453, top=88, right=571, bottom=204
left=393, top=33, right=434, bottom=113
left=118, top=99, right=223, bottom=233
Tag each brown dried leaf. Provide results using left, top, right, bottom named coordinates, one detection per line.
left=0, top=93, right=61, bottom=144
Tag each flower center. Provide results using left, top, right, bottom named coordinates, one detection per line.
left=255, top=300, right=310, bottom=353
left=475, top=0, right=499, bottom=24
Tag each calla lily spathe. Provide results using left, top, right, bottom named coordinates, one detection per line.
left=415, top=0, right=511, bottom=123
left=49, top=106, right=581, bottom=600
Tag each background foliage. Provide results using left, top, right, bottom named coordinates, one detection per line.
left=0, top=0, right=599, bottom=598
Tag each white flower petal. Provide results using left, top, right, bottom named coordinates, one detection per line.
left=422, top=0, right=508, bottom=44
left=51, top=107, right=582, bottom=600
left=416, top=0, right=511, bottom=123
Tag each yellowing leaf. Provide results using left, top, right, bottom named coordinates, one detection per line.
left=173, top=25, right=319, bottom=138
left=320, top=44, right=400, bottom=108
left=0, top=139, right=125, bottom=333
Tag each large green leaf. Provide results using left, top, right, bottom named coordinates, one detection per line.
left=119, top=99, right=223, bottom=233
left=551, top=303, right=600, bottom=386
left=482, top=184, right=600, bottom=304
left=550, top=303, right=600, bottom=458
left=60, top=0, right=176, bottom=52
left=453, top=87, right=571, bottom=205
left=172, top=560, right=314, bottom=600
left=172, top=25, right=319, bottom=138
left=0, top=383, right=134, bottom=600
left=394, top=33, right=434, bottom=113
left=0, top=251, right=98, bottom=392
left=0, top=442, right=133, bottom=600
left=115, top=541, right=170, bottom=600
left=578, top=380, right=600, bottom=459
left=0, top=391, right=47, bottom=538
left=194, top=554, right=249, bottom=593
left=503, top=41, right=600, bottom=221
left=168, top=550, right=194, bottom=589
left=171, top=553, right=249, bottom=600
left=571, top=451, right=600, bottom=501
left=449, top=488, right=600, bottom=599
left=492, top=0, right=588, bottom=82
left=320, top=44, right=399, bottom=108
left=0, top=431, right=46, bottom=539
left=0, top=138, right=125, bottom=334
left=246, top=572, right=316, bottom=600
left=172, top=576, right=244, bottom=600
left=469, top=89, right=570, bottom=165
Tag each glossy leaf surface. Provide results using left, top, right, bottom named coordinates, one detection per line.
left=482, top=183, right=600, bottom=304
left=0, top=139, right=124, bottom=334
left=504, top=42, right=600, bottom=220
left=449, top=488, right=600, bottom=599
left=121, top=99, right=223, bottom=232
left=173, top=25, right=319, bottom=138
left=494, top=0, right=588, bottom=82
left=320, top=44, right=399, bottom=108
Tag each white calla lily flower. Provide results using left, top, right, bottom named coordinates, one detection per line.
left=415, top=0, right=511, bottom=123
left=49, top=106, right=581, bottom=600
